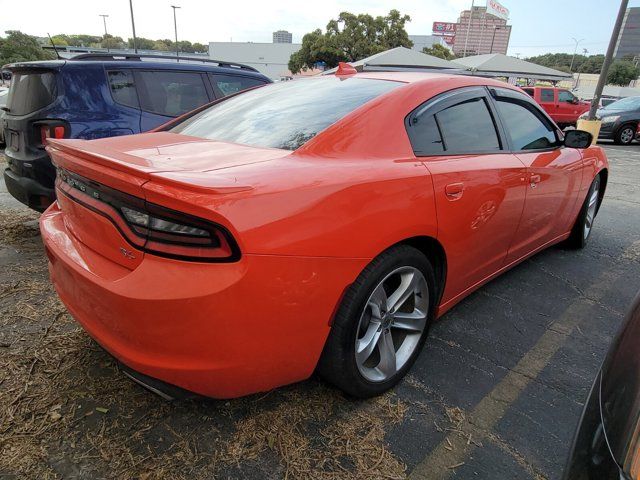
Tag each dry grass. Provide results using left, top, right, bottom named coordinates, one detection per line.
left=0, top=206, right=409, bottom=479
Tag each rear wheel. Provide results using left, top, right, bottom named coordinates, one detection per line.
left=567, top=175, right=601, bottom=249
left=614, top=124, right=635, bottom=145
left=317, top=245, right=437, bottom=398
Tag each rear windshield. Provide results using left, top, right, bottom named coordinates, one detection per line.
left=6, top=70, right=57, bottom=115
left=170, top=77, right=401, bottom=150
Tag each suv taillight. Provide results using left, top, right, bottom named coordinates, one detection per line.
left=38, top=121, right=68, bottom=147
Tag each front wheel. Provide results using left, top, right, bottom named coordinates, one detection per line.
left=317, top=245, right=437, bottom=398
left=566, top=175, right=601, bottom=249
left=615, top=124, right=635, bottom=145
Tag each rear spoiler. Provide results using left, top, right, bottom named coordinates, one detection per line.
left=46, top=139, right=253, bottom=195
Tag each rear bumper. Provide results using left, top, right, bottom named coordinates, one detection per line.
left=41, top=203, right=367, bottom=399
left=3, top=167, right=55, bottom=211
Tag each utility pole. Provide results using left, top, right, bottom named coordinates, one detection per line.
left=462, top=0, right=474, bottom=57
left=99, top=14, right=110, bottom=52
left=171, top=5, right=181, bottom=61
left=490, top=26, right=502, bottom=54
left=588, top=0, right=628, bottom=120
left=569, top=37, right=584, bottom=72
left=129, top=0, right=138, bottom=53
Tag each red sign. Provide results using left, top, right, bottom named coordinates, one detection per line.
left=432, top=22, right=457, bottom=36
left=443, top=36, right=456, bottom=46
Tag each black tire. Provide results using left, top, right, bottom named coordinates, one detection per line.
left=317, top=245, right=437, bottom=398
left=614, top=124, right=636, bottom=145
left=566, top=175, right=602, bottom=249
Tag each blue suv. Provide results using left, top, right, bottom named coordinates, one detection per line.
left=1, top=53, right=271, bottom=211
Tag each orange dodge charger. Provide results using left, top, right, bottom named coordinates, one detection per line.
left=40, top=68, right=608, bottom=399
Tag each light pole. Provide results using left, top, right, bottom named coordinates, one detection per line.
left=569, top=37, right=584, bottom=72
left=99, top=14, right=109, bottom=52
left=462, top=0, right=474, bottom=57
left=490, top=26, right=503, bottom=54
left=588, top=0, right=629, bottom=120
left=129, top=0, right=138, bottom=53
left=171, top=5, right=181, bottom=61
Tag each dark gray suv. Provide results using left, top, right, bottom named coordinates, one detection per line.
left=580, top=96, right=640, bottom=145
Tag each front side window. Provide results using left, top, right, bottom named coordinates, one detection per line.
left=495, top=99, right=559, bottom=150
left=108, top=70, right=139, bottom=108
left=540, top=89, right=555, bottom=103
left=6, top=70, right=57, bottom=115
left=434, top=98, right=501, bottom=153
left=210, top=74, right=265, bottom=97
left=171, top=77, right=400, bottom=150
left=558, top=90, right=576, bottom=103
left=136, top=71, right=209, bottom=117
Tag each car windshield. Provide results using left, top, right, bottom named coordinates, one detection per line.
left=170, top=76, right=401, bottom=150
left=603, top=96, right=640, bottom=111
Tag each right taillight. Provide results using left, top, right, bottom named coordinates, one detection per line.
left=56, top=168, right=239, bottom=262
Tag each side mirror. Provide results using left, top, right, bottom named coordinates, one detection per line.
left=564, top=129, right=593, bottom=149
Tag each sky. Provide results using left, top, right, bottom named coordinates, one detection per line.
left=0, top=0, right=637, bottom=58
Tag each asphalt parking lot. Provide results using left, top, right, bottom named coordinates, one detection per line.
left=1, top=144, right=639, bottom=480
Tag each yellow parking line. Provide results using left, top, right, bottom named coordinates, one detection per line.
left=409, top=240, right=640, bottom=480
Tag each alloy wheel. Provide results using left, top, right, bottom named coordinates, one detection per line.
left=584, top=178, right=600, bottom=240
left=354, top=266, right=429, bottom=382
left=620, top=127, right=634, bottom=144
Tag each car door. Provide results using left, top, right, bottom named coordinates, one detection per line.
left=557, top=89, right=581, bottom=124
left=134, top=70, right=213, bottom=132
left=406, top=87, right=528, bottom=303
left=488, top=87, right=584, bottom=264
left=106, top=69, right=141, bottom=135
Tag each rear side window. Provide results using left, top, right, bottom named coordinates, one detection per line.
left=136, top=71, right=209, bottom=117
left=6, top=71, right=57, bottom=115
left=522, top=88, right=534, bottom=97
left=540, top=89, right=555, bottom=102
left=108, top=70, right=139, bottom=108
left=435, top=98, right=500, bottom=153
left=495, top=99, right=559, bottom=150
left=210, top=74, right=265, bottom=97
left=171, top=77, right=400, bottom=150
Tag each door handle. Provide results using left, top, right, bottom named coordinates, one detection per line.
left=530, top=174, right=541, bottom=187
left=445, top=182, right=464, bottom=200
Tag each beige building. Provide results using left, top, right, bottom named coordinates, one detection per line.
left=453, top=5, right=512, bottom=57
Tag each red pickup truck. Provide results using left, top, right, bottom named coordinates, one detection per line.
left=521, top=86, right=590, bottom=127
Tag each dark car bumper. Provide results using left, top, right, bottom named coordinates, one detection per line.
left=3, top=167, right=55, bottom=211
left=4, top=149, right=56, bottom=211
left=598, top=122, right=618, bottom=140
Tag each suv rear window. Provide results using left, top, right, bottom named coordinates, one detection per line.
left=170, top=77, right=400, bottom=150
left=210, top=74, right=265, bottom=97
left=6, top=70, right=57, bottom=115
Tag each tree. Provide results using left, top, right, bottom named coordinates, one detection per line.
left=607, top=60, right=640, bottom=86
left=289, top=9, right=413, bottom=73
left=101, top=34, right=125, bottom=50
left=422, top=44, right=455, bottom=60
left=525, top=52, right=604, bottom=74
left=0, top=30, right=56, bottom=65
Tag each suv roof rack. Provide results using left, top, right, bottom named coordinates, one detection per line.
left=69, top=53, right=258, bottom=72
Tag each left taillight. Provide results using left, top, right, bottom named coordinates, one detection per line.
left=56, top=168, right=240, bottom=262
left=38, top=121, right=68, bottom=147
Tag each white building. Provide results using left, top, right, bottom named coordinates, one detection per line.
left=408, top=35, right=450, bottom=53
left=208, top=42, right=301, bottom=80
